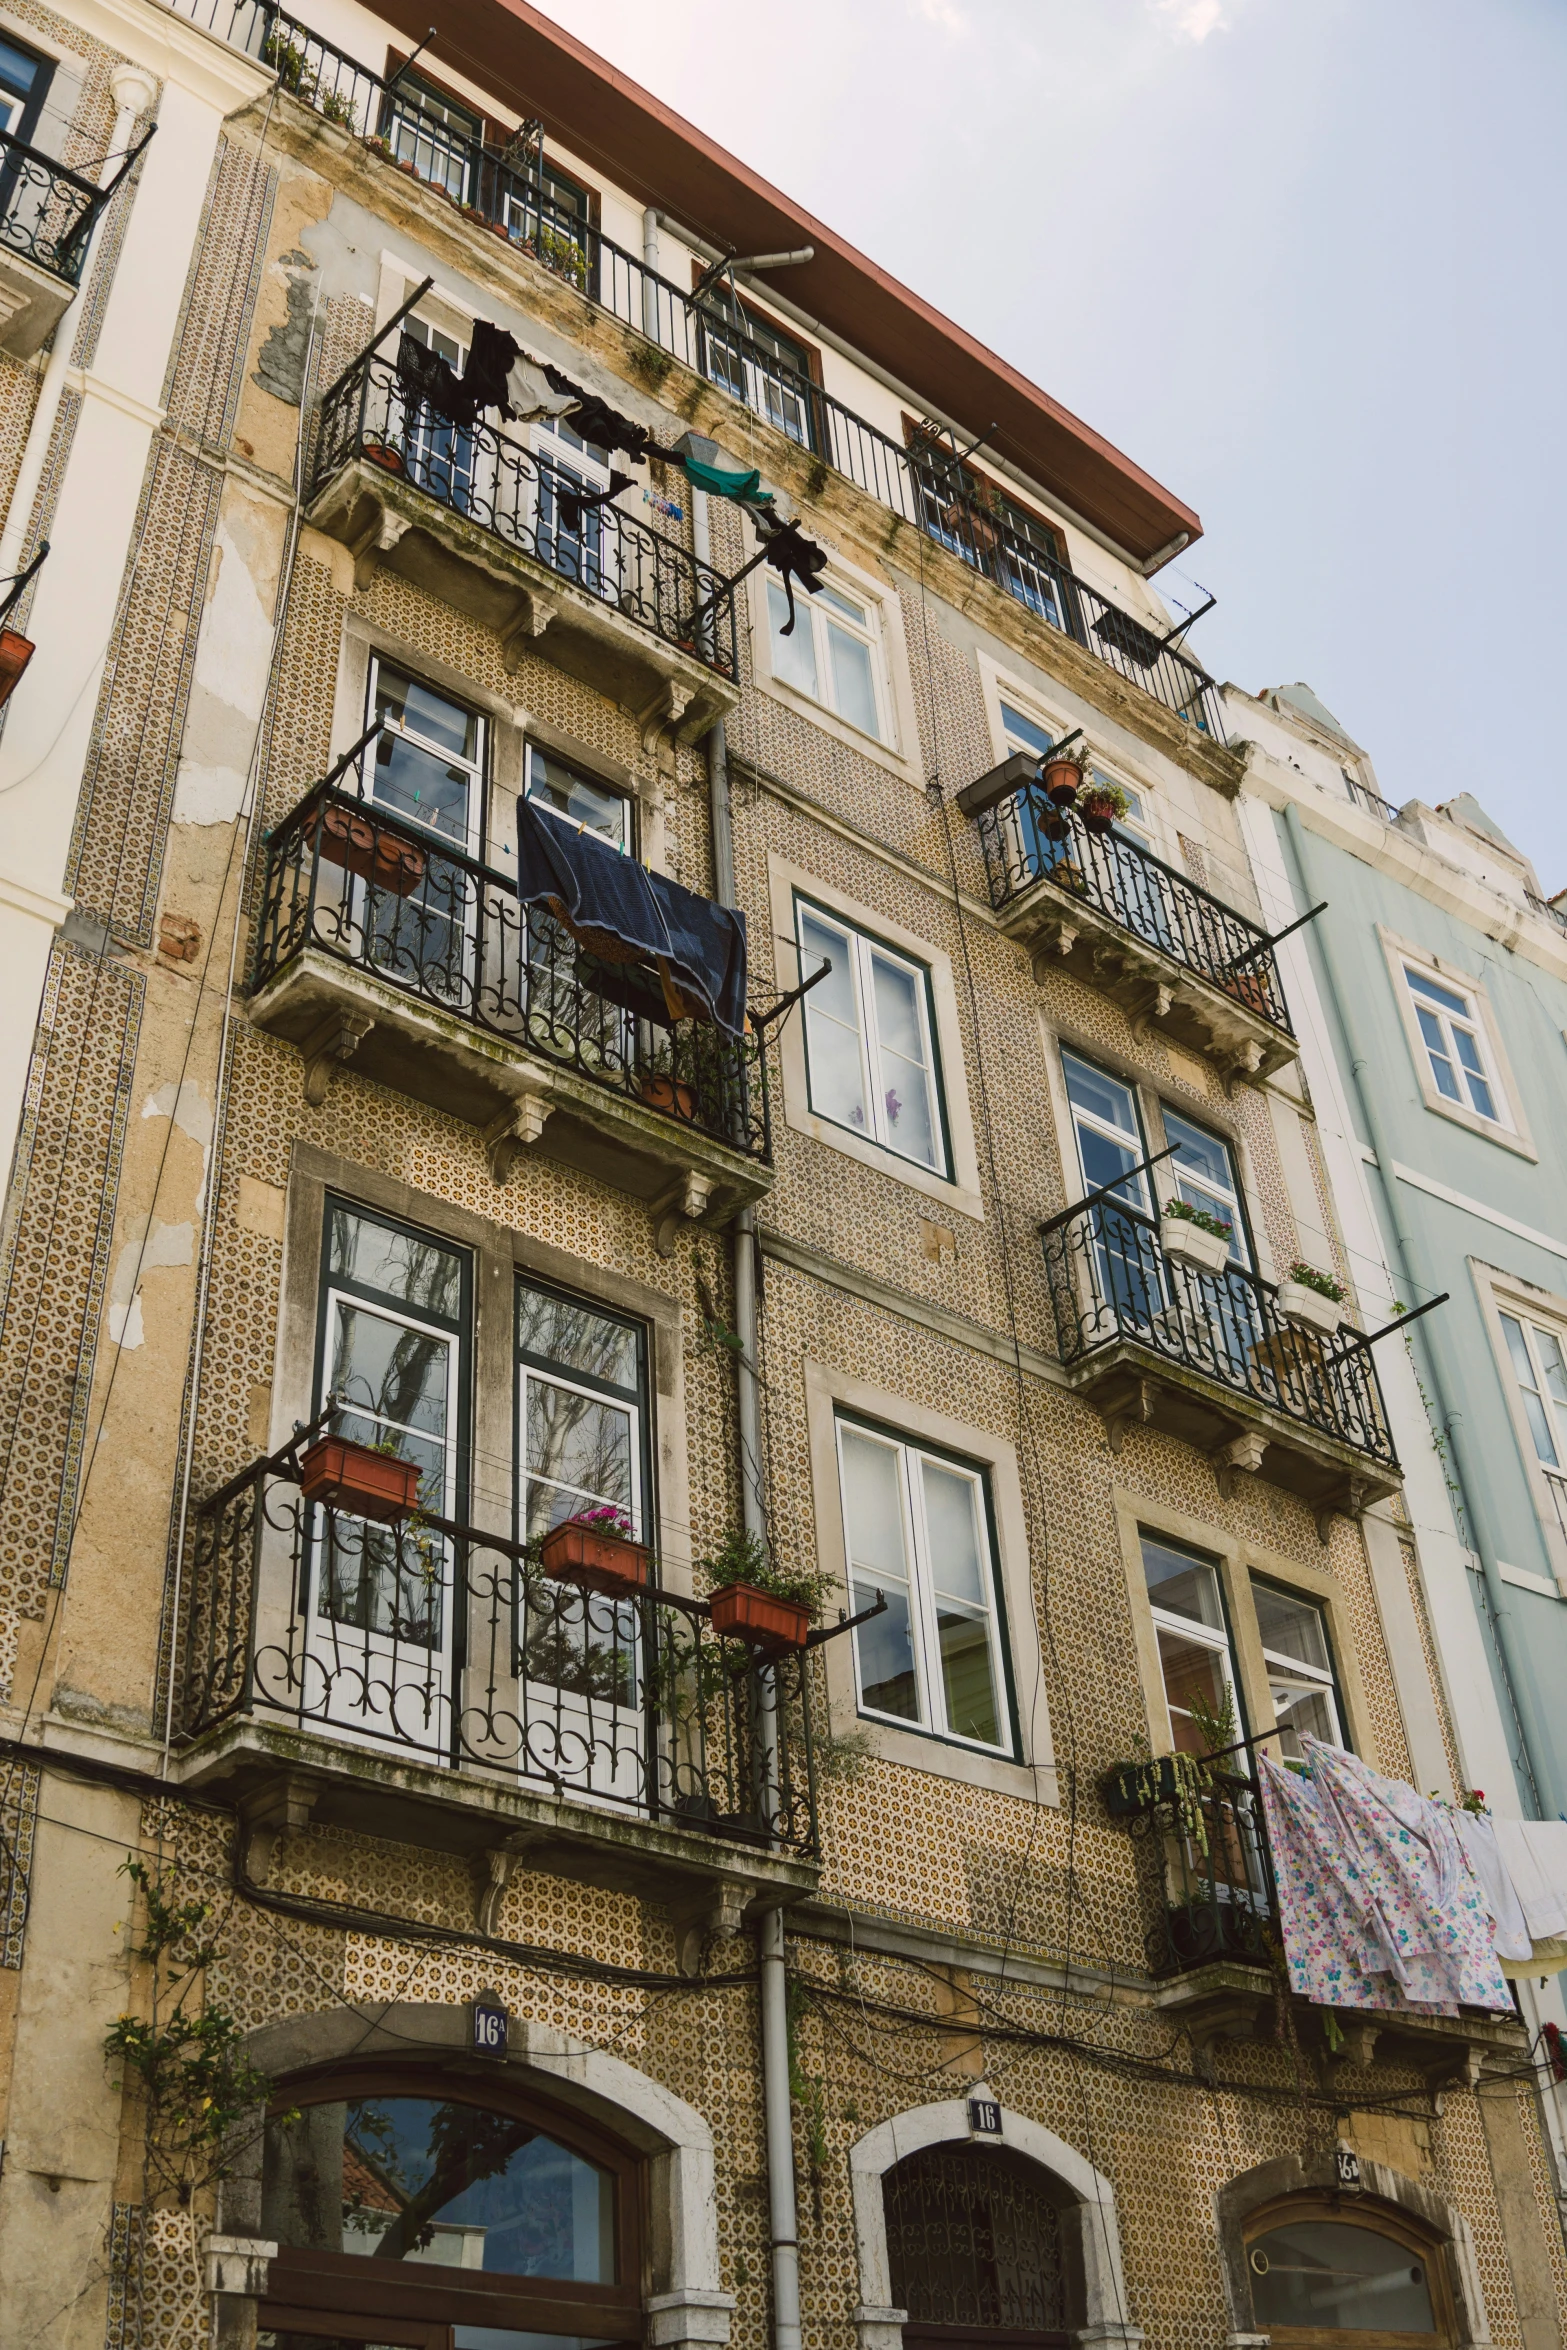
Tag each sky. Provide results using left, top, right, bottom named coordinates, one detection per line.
left=529, top=0, right=1567, bottom=886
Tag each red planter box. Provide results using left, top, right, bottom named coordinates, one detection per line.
left=299, top=1435, right=421, bottom=1523
left=0, top=628, right=35, bottom=712
left=708, top=1581, right=811, bottom=1652
left=305, top=801, right=426, bottom=898
left=541, top=1519, right=651, bottom=1597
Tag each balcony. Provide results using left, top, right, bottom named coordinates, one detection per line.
left=1044, top=1197, right=1399, bottom=1532
left=966, top=766, right=1295, bottom=1085
left=0, top=128, right=114, bottom=356
left=175, top=1442, right=819, bottom=1925
left=307, top=351, right=739, bottom=739
left=173, top=0, right=1224, bottom=742
left=1116, top=1766, right=1528, bottom=2084
left=250, top=765, right=771, bottom=1229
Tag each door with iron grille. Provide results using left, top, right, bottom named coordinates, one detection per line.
left=884, top=2145, right=1071, bottom=2350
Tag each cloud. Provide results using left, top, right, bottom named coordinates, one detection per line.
left=1150, top=0, right=1230, bottom=40
left=915, top=0, right=971, bottom=33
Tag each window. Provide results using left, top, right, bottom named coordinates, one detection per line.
left=309, top=1204, right=469, bottom=1732
left=1500, top=1310, right=1567, bottom=1544
left=1245, top=2204, right=1445, bottom=2341
left=769, top=576, right=889, bottom=742
left=1161, top=1108, right=1250, bottom=1267
left=389, top=315, right=476, bottom=511
left=1061, top=1052, right=1149, bottom=1209
left=0, top=35, right=51, bottom=141
left=797, top=899, right=947, bottom=1173
left=525, top=742, right=630, bottom=850
left=838, top=1418, right=1010, bottom=1752
left=1141, top=1533, right=1240, bottom=1755
left=261, top=2075, right=641, bottom=2346
left=1403, top=965, right=1505, bottom=1125
left=999, top=701, right=1154, bottom=850
left=517, top=1276, right=649, bottom=1545
left=504, top=155, right=594, bottom=293
left=1252, top=1578, right=1344, bottom=1753
left=884, top=2146, right=1068, bottom=2339
left=383, top=69, right=481, bottom=200
left=699, top=290, right=818, bottom=446
left=370, top=660, right=485, bottom=853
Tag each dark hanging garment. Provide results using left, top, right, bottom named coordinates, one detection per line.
left=461, top=318, right=522, bottom=419
left=541, top=364, right=656, bottom=461
left=756, top=513, right=829, bottom=634
left=396, top=332, right=467, bottom=423
left=516, top=792, right=748, bottom=1036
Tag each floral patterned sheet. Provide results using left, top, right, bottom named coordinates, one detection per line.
left=1258, top=1737, right=1512, bottom=2015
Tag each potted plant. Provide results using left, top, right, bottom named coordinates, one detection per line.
left=305, top=800, right=426, bottom=897
left=702, top=1528, right=832, bottom=1654
left=637, top=1045, right=698, bottom=1123
left=540, top=1504, right=652, bottom=1598
left=1078, top=780, right=1130, bottom=836
left=0, top=628, right=34, bottom=711
left=361, top=440, right=407, bottom=477
left=1276, top=1260, right=1347, bottom=1334
left=1161, top=1197, right=1234, bottom=1274
left=1041, top=740, right=1092, bottom=806
left=299, top=1431, right=421, bottom=1523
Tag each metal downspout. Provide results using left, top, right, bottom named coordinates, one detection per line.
left=697, top=476, right=801, bottom=2350
left=1281, top=803, right=1550, bottom=1811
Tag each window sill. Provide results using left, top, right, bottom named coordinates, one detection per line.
left=1414, top=1087, right=1538, bottom=1161
left=848, top=1708, right=1055, bottom=1802
left=751, top=666, right=923, bottom=789
left=784, top=1097, right=984, bottom=1221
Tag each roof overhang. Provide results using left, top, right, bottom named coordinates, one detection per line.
left=369, top=0, right=1203, bottom=565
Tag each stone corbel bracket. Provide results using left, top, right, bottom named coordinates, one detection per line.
left=472, top=1827, right=547, bottom=1936
left=300, top=1007, right=373, bottom=1107
left=238, top=1771, right=317, bottom=1887
left=1210, top=1428, right=1268, bottom=1499
left=485, top=1090, right=552, bottom=1184
left=651, top=1170, right=718, bottom=1258
left=1096, top=1373, right=1159, bottom=1454
left=1315, top=1472, right=1372, bottom=1547
left=499, top=582, right=559, bottom=669
left=670, top=1878, right=751, bottom=1978
left=351, top=505, right=412, bottom=591
left=638, top=673, right=726, bottom=752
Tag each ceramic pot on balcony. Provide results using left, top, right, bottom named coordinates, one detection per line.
left=1276, top=1279, right=1344, bottom=1335
left=1162, top=1215, right=1233, bottom=1275
left=305, top=802, right=427, bottom=898
left=541, top=1516, right=652, bottom=1598
left=708, top=1581, right=811, bottom=1652
left=1102, top=1757, right=1181, bottom=1816
left=638, top=1072, right=699, bottom=1122
left=361, top=441, right=407, bottom=476
left=0, top=628, right=35, bottom=712
left=300, top=1435, right=421, bottom=1523
left=1043, top=754, right=1082, bottom=806
left=1079, top=796, right=1119, bottom=836
left=1230, top=970, right=1271, bottom=1016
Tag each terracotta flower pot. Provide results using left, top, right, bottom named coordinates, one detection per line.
left=300, top=1435, right=421, bottom=1523
left=1079, top=799, right=1118, bottom=836
left=639, top=1073, right=698, bottom=1122
left=1230, top=970, right=1270, bottom=1016
left=709, top=1581, right=811, bottom=1652
left=541, top=1518, right=652, bottom=1597
left=1042, top=756, right=1082, bottom=806
left=361, top=442, right=406, bottom=476
left=0, top=628, right=35, bottom=711
left=305, top=802, right=426, bottom=898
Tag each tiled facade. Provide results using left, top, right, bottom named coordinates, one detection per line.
left=0, top=5, right=1561, bottom=2348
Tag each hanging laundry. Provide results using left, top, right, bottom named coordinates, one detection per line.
left=555, top=472, right=636, bottom=535
left=1450, top=1810, right=1533, bottom=1962
left=461, top=318, right=522, bottom=418
left=752, top=510, right=828, bottom=635
left=397, top=332, right=467, bottom=423
left=503, top=354, right=580, bottom=423
left=541, top=365, right=657, bottom=460
left=1258, top=1738, right=1511, bottom=2016
left=1489, top=1817, right=1567, bottom=1977
left=665, top=430, right=776, bottom=513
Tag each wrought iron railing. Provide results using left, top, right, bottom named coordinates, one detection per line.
left=311, top=352, right=739, bottom=681
left=1043, top=1197, right=1398, bottom=1467
left=1342, top=771, right=1398, bottom=824
left=179, top=1449, right=817, bottom=1854
left=1120, top=1765, right=1275, bottom=1974
left=1527, top=890, right=1567, bottom=939
left=166, top=0, right=1225, bottom=739
left=253, top=758, right=769, bottom=1162
left=977, top=789, right=1294, bottom=1033
left=0, top=126, right=113, bottom=284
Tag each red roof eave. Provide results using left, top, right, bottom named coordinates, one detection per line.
left=371, top=0, right=1201, bottom=564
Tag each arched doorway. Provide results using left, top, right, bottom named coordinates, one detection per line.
left=256, top=2064, right=644, bottom=2350
left=882, top=2143, right=1073, bottom=2350
left=1242, top=2196, right=1454, bottom=2349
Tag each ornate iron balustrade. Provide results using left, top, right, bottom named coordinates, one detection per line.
left=1122, top=1766, right=1275, bottom=1974
left=0, top=127, right=112, bottom=283
left=978, top=789, right=1293, bottom=1033
left=180, top=1450, right=818, bottom=1855
left=253, top=762, right=770, bottom=1162
left=312, top=352, right=739, bottom=680
left=1043, top=1197, right=1398, bottom=1469
left=167, top=0, right=1226, bottom=739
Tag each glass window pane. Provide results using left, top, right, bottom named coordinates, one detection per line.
left=1538, top=1328, right=1567, bottom=1411
left=375, top=667, right=479, bottom=762
left=816, top=585, right=865, bottom=625
left=1271, top=1676, right=1339, bottom=1755
left=328, top=1306, right=451, bottom=1509
left=1063, top=1052, right=1139, bottom=1140
left=263, top=2097, right=615, bottom=2280
left=1000, top=701, right=1052, bottom=758
left=921, top=1461, right=986, bottom=1606
left=1502, top=1315, right=1558, bottom=1465
left=800, top=909, right=869, bottom=1134
left=1248, top=2220, right=1436, bottom=2334
left=372, top=726, right=474, bottom=846
left=523, top=1376, right=634, bottom=1537
left=935, top=1603, right=1000, bottom=1746
left=1252, top=1582, right=1332, bottom=1674
left=329, top=1207, right=463, bottom=1321
left=870, top=953, right=939, bottom=1168
left=769, top=578, right=819, bottom=698
left=526, top=747, right=629, bottom=848
left=841, top=1430, right=910, bottom=1583
left=1142, top=1535, right=1225, bottom=1629
left=517, top=1282, right=639, bottom=1394
left=1156, top=1626, right=1231, bottom=1755
left=826, top=616, right=881, bottom=738
left=855, top=1576, right=921, bottom=1721
left=1407, top=969, right=1471, bottom=1020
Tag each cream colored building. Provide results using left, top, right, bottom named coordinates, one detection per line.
left=0, top=3, right=1560, bottom=2348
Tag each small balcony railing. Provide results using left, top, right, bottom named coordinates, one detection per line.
left=310, top=351, right=740, bottom=682
left=179, top=1448, right=818, bottom=1856
left=253, top=761, right=769, bottom=1163
left=978, top=788, right=1293, bottom=1034
left=169, top=0, right=1225, bottom=739
left=0, top=126, right=112, bottom=284
left=1117, top=1763, right=1275, bottom=1975
left=1044, top=1197, right=1397, bottom=1470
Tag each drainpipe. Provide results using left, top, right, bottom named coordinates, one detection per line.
left=698, top=480, right=800, bottom=2350
left=1281, top=802, right=1551, bottom=1812
left=0, top=65, right=155, bottom=580
left=640, top=205, right=661, bottom=346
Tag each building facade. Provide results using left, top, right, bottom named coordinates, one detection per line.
left=0, top=4, right=1561, bottom=2349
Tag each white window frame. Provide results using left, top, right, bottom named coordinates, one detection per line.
left=1141, top=1538, right=1240, bottom=1753
left=1378, top=926, right=1535, bottom=1158
left=366, top=654, right=486, bottom=860
left=795, top=895, right=949, bottom=1177
left=1251, top=1578, right=1344, bottom=1752
left=835, top=1416, right=1012, bottom=1756
left=747, top=541, right=920, bottom=783
left=1496, top=1301, right=1567, bottom=1571
left=1158, top=1104, right=1250, bottom=1269
left=766, top=573, right=892, bottom=744
left=979, top=655, right=1167, bottom=853
left=1402, top=964, right=1508, bottom=1128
